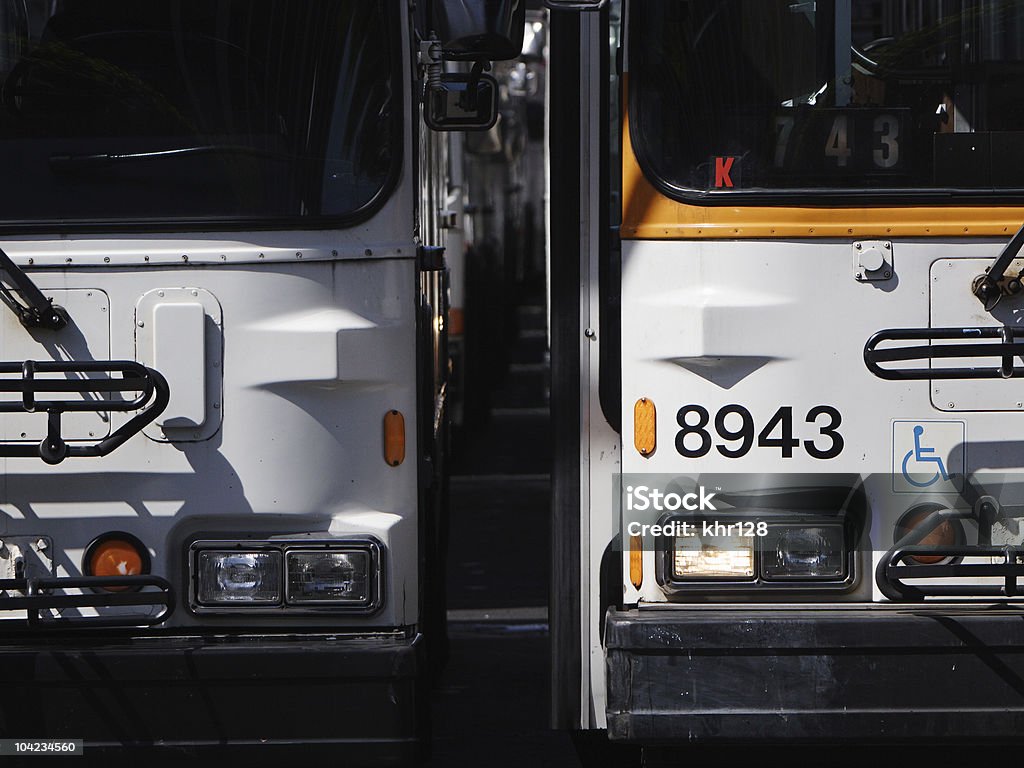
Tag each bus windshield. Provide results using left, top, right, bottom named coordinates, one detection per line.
left=0, top=0, right=396, bottom=226
left=630, top=0, right=1024, bottom=197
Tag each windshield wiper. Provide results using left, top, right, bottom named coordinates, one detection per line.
left=0, top=246, right=68, bottom=331
left=49, top=145, right=284, bottom=173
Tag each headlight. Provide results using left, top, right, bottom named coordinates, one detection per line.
left=190, top=539, right=382, bottom=613
left=656, top=515, right=852, bottom=592
left=197, top=551, right=281, bottom=605
left=673, top=527, right=755, bottom=580
left=286, top=550, right=371, bottom=605
left=762, top=524, right=845, bottom=580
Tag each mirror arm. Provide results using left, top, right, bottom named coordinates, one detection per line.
left=460, top=60, right=490, bottom=112
left=419, top=36, right=444, bottom=96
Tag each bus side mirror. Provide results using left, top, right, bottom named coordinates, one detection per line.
left=425, top=73, right=499, bottom=132
left=431, top=0, right=526, bottom=61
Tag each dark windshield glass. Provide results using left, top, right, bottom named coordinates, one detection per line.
left=0, top=0, right=396, bottom=225
left=630, top=0, right=1024, bottom=197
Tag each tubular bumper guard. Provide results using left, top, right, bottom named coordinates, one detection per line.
left=606, top=607, right=1024, bottom=743
left=0, top=359, right=168, bottom=464
left=0, top=630, right=422, bottom=763
left=0, top=574, right=173, bottom=628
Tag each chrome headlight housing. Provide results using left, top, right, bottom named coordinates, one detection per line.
left=190, top=539, right=382, bottom=613
left=655, top=512, right=853, bottom=593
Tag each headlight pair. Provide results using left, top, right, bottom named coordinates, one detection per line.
left=658, top=517, right=850, bottom=592
left=190, top=540, right=381, bottom=612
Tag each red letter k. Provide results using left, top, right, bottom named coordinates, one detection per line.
left=714, top=156, right=735, bottom=188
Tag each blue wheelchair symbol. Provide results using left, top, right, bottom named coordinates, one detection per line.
left=901, top=425, right=949, bottom=488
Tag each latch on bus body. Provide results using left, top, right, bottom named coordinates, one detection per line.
left=853, top=240, right=892, bottom=281
left=971, top=221, right=1024, bottom=310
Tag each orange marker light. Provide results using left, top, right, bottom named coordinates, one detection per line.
left=897, top=508, right=960, bottom=565
left=629, top=534, right=644, bottom=589
left=84, top=534, right=149, bottom=592
left=449, top=308, right=465, bottom=336
left=634, top=397, right=657, bottom=457
left=384, top=410, right=406, bottom=467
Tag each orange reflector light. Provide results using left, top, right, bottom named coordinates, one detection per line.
left=384, top=410, right=406, bottom=467
left=84, top=533, right=149, bottom=591
left=449, top=307, right=465, bottom=336
left=634, top=397, right=656, bottom=457
left=629, top=534, right=643, bottom=589
left=897, top=508, right=960, bottom=565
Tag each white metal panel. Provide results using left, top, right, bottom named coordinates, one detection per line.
left=931, top=257, right=1024, bottom=411
left=136, top=287, right=222, bottom=442
left=0, top=250, right=419, bottom=632
left=153, top=302, right=206, bottom=427
left=618, top=237, right=1024, bottom=607
left=0, top=288, right=110, bottom=442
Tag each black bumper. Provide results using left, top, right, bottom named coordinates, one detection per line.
left=606, top=607, right=1024, bottom=743
left=0, top=631, right=421, bottom=763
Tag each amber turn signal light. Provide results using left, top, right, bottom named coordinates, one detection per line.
left=384, top=410, right=406, bottom=467
left=83, top=532, right=150, bottom=591
left=634, top=397, right=656, bottom=457
left=895, top=507, right=963, bottom=565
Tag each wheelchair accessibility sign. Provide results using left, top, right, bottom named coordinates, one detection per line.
left=892, top=420, right=965, bottom=493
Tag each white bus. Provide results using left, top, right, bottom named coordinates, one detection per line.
left=548, top=0, right=1024, bottom=759
left=0, top=1, right=521, bottom=761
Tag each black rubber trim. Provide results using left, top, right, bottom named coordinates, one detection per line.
left=549, top=6, right=585, bottom=731
left=606, top=607, right=1024, bottom=743
left=597, top=18, right=620, bottom=434
left=0, top=631, right=421, bottom=761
